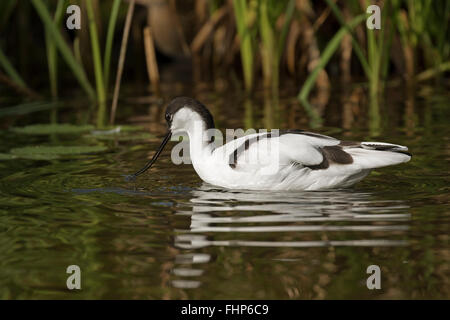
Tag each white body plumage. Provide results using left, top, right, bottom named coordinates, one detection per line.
left=131, top=97, right=411, bottom=191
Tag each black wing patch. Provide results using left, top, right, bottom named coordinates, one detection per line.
left=304, top=146, right=354, bottom=170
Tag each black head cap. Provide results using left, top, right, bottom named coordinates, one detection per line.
left=165, top=97, right=215, bottom=130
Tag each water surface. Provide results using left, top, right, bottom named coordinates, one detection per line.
left=0, top=88, right=448, bottom=299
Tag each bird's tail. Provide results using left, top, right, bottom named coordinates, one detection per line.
left=346, top=142, right=411, bottom=169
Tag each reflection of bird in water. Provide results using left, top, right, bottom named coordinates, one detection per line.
left=128, top=97, right=411, bottom=190
left=174, top=184, right=411, bottom=249
left=171, top=253, right=210, bottom=289
left=170, top=185, right=410, bottom=289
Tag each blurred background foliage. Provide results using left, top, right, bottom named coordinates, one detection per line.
left=0, top=0, right=449, bottom=128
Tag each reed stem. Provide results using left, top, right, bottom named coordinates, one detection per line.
left=44, top=0, right=66, bottom=99
left=103, top=0, right=121, bottom=93
left=325, top=0, right=371, bottom=79
left=110, top=0, right=135, bottom=125
left=0, top=46, right=27, bottom=88
left=299, top=14, right=366, bottom=104
left=86, top=0, right=106, bottom=107
left=31, top=0, right=95, bottom=100
left=232, top=0, right=254, bottom=93
left=143, top=26, right=160, bottom=95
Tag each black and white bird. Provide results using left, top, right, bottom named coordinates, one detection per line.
left=127, top=97, right=411, bottom=190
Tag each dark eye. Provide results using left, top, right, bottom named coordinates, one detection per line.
left=165, top=113, right=171, bottom=122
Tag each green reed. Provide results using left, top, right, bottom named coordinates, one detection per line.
left=31, top=0, right=96, bottom=100
left=322, top=0, right=387, bottom=133
left=232, top=0, right=256, bottom=93
left=297, top=13, right=366, bottom=99
left=1, top=0, right=449, bottom=131
left=29, top=0, right=124, bottom=127
left=393, top=0, right=450, bottom=77
left=44, top=0, right=66, bottom=99
left=259, top=0, right=295, bottom=94
left=103, top=0, right=121, bottom=94
left=0, top=46, right=27, bottom=88
left=85, top=0, right=106, bottom=127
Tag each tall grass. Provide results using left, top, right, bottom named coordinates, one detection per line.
left=232, top=0, right=256, bottom=93
left=323, top=0, right=390, bottom=133
left=103, top=0, right=121, bottom=93
left=44, top=0, right=66, bottom=99
left=110, top=0, right=135, bottom=125
left=298, top=13, right=368, bottom=128
left=85, top=0, right=106, bottom=127
left=232, top=0, right=295, bottom=94
left=85, top=0, right=106, bottom=104
left=31, top=0, right=95, bottom=100
left=0, top=47, right=27, bottom=88
left=1, top=0, right=449, bottom=129
left=259, top=0, right=295, bottom=93
left=29, top=0, right=124, bottom=127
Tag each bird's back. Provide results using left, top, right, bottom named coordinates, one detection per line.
left=204, top=131, right=411, bottom=190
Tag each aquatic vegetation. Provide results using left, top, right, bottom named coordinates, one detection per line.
left=259, top=0, right=295, bottom=93
left=0, top=101, right=60, bottom=118
left=8, top=123, right=151, bottom=142
left=0, top=153, right=17, bottom=160
left=88, top=132, right=155, bottom=142
left=232, top=0, right=256, bottom=93
left=298, top=13, right=368, bottom=128
left=10, top=124, right=95, bottom=135
left=91, top=125, right=146, bottom=134
left=44, top=0, right=66, bottom=99
left=28, top=0, right=127, bottom=127
left=103, top=0, right=122, bottom=94
left=9, top=145, right=108, bottom=160
left=110, top=0, right=135, bottom=125
left=0, top=0, right=448, bottom=128
left=85, top=0, right=106, bottom=125
left=30, top=0, right=95, bottom=101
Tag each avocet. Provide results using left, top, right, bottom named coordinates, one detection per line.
left=127, top=97, right=411, bottom=191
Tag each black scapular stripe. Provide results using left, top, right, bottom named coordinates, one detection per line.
left=229, top=133, right=272, bottom=168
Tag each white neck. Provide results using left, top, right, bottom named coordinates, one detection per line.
left=187, top=120, right=214, bottom=159
left=173, top=114, right=215, bottom=168
left=171, top=109, right=217, bottom=180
